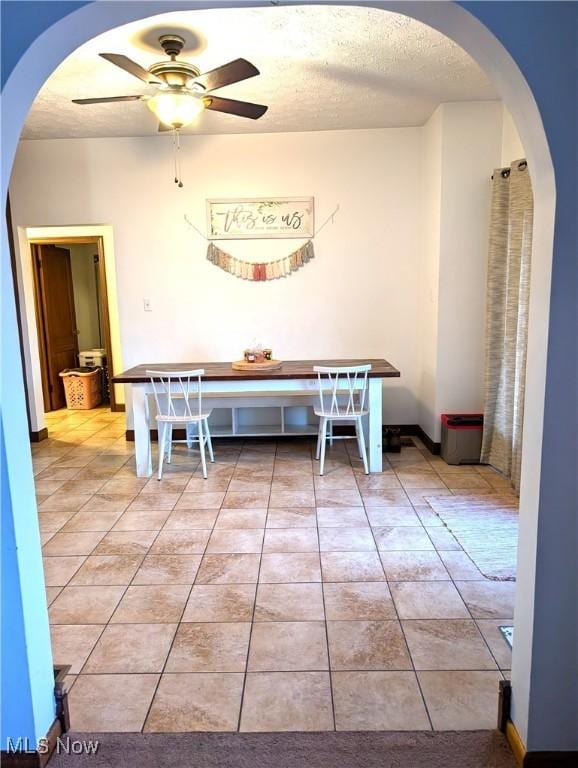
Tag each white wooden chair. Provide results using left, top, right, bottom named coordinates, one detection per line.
left=313, top=364, right=371, bottom=475
left=146, top=368, right=214, bottom=480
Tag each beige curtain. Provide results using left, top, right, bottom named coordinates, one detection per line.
left=481, top=160, right=533, bottom=492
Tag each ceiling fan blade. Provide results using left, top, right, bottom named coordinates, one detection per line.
left=204, top=95, right=267, bottom=120
left=158, top=122, right=171, bottom=132
left=99, top=53, right=160, bottom=85
left=194, top=58, right=259, bottom=92
left=72, top=95, right=144, bottom=105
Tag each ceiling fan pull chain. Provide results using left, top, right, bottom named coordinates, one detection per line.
left=177, top=130, right=183, bottom=188
left=172, top=129, right=179, bottom=184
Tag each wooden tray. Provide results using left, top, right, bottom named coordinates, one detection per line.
left=232, top=359, right=283, bottom=371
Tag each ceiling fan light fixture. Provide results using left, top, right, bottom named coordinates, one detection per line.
left=147, top=91, right=204, bottom=128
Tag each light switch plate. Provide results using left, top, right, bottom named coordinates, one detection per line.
left=143, top=298, right=152, bottom=312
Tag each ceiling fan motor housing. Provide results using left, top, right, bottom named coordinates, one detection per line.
left=158, top=34, right=186, bottom=58
left=75, top=37, right=267, bottom=120
left=149, top=35, right=201, bottom=88
left=149, top=61, right=201, bottom=88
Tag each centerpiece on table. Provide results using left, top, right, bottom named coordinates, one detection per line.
left=232, top=343, right=282, bottom=371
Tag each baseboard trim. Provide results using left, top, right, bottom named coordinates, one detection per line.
left=498, top=679, right=512, bottom=733
left=54, top=664, right=71, bottom=733
left=415, top=425, right=441, bottom=455
left=506, top=721, right=526, bottom=766
left=504, top=720, right=577, bottom=767
left=523, top=751, right=578, bottom=767
left=1, top=665, right=71, bottom=767
left=29, top=428, right=48, bottom=443
left=1, top=718, right=61, bottom=768
left=125, top=424, right=426, bottom=444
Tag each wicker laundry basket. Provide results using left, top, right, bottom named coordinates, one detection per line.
left=59, top=367, right=102, bottom=410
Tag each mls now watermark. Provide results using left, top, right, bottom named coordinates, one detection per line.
left=6, top=736, right=99, bottom=755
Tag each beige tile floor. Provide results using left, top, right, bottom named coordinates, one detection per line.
left=34, top=406, right=515, bottom=733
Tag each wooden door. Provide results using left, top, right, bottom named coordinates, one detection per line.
left=33, top=244, right=79, bottom=410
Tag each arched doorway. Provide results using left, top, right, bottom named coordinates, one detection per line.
left=2, top=1, right=574, bottom=759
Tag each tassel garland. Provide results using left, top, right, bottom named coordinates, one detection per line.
left=207, top=241, right=314, bottom=281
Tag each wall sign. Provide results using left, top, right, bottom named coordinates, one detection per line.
left=206, top=197, right=315, bottom=240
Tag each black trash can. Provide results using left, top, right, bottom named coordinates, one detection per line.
left=440, top=414, right=483, bottom=465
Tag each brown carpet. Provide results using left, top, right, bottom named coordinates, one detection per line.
left=426, top=494, right=518, bottom=580
left=49, top=731, right=516, bottom=768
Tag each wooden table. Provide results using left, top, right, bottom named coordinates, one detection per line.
left=113, top=359, right=400, bottom=477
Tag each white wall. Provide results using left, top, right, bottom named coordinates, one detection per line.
left=418, top=102, right=505, bottom=441
left=69, top=243, right=101, bottom=351
left=501, top=104, right=526, bottom=166
left=11, top=108, right=518, bottom=438
left=436, top=102, right=503, bottom=428
left=11, top=128, right=424, bottom=428
left=418, top=106, right=443, bottom=438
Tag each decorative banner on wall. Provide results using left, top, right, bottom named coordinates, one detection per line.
left=206, top=197, right=314, bottom=240
left=207, top=241, right=314, bottom=281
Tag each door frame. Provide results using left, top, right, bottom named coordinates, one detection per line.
left=30, top=242, right=79, bottom=411
left=29, top=235, right=117, bottom=411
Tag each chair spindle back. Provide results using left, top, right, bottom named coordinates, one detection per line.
left=146, top=369, right=204, bottom=420
left=314, top=364, right=371, bottom=416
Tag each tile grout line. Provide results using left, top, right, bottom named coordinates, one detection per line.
left=360, top=467, right=435, bottom=732
left=64, top=665, right=512, bottom=676
left=409, top=483, right=507, bottom=691
left=71, top=462, right=165, bottom=679
left=57, top=437, right=138, bottom=673
left=139, top=441, right=234, bottom=732
left=41, top=416, right=514, bottom=732
left=57, top=428, right=205, bottom=719
left=396, top=456, right=501, bottom=704
left=313, top=444, right=337, bottom=732
left=419, top=501, right=506, bottom=671
left=235, top=439, right=273, bottom=733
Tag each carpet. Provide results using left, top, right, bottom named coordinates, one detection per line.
left=48, top=731, right=516, bottom=768
left=425, top=495, right=518, bottom=581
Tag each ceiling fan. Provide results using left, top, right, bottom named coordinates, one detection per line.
left=72, top=34, right=268, bottom=131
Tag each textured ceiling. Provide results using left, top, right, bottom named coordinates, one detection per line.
left=22, top=5, right=498, bottom=139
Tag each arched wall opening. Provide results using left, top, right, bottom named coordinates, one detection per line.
left=2, top=0, right=573, bottom=756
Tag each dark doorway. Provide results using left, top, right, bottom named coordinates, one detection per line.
left=30, top=237, right=117, bottom=412
left=32, top=243, right=78, bottom=410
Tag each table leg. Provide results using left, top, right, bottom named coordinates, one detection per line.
left=368, top=378, right=383, bottom=473
left=132, top=384, right=152, bottom=478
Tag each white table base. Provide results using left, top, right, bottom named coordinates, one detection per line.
left=128, top=377, right=383, bottom=477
